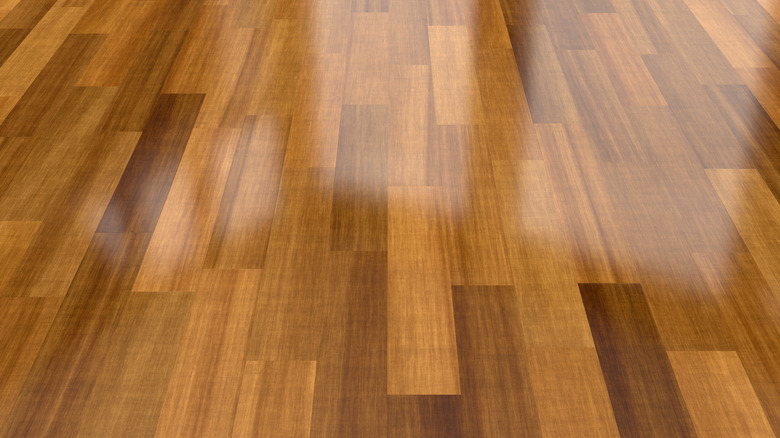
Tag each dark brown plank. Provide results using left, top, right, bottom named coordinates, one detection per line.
left=0, top=29, right=28, bottom=66
left=97, top=93, right=203, bottom=233
left=388, top=396, right=466, bottom=437
left=579, top=283, right=697, bottom=437
left=452, top=285, right=542, bottom=436
left=310, top=251, right=387, bottom=437
left=330, top=105, right=388, bottom=251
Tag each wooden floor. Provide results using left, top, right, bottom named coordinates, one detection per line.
left=1, top=0, right=780, bottom=435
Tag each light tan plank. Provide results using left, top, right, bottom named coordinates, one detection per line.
left=428, top=25, right=483, bottom=125
left=233, top=360, right=317, bottom=438
left=388, top=186, right=460, bottom=395
left=707, top=169, right=780, bottom=291
left=529, top=348, right=621, bottom=437
left=669, top=351, right=774, bottom=437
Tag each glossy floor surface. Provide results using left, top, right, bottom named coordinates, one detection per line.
left=1, top=0, right=780, bottom=435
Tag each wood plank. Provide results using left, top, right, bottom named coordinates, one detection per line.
left=438, top=125, right=513, bottom=286
left=246, top=169, right=335, bottom=361
left=584, top=13, right=667, bottom=107
left=492, top=160, right=594, bottom=347
left=132, top=128, right=239, bottom=292
left=0, top=6, right=85, bottom=97
left=205, top=116, right=289, bottom=269
left=682, top=0, right=774, bottom=69
left=0, top=297, right=60, bottom=431
left=283, top=53, right=346, bottom=168
left=0, top=33, right=105, bottom=137
left=98, top=93, right=204, bottom=233
left=669, top=350, right=774, bottom=437
left=0, top=87, right=117, bottom=222
left=68, top=291, right=192, bottom=437
left=737, top=67, right=780, bottom=127
left=330, top=105, right=387, bottom=251
left=353, top=0, right=387, bottom=12
left=0, top=221, right=39, bottom=291
left=558, top=49, right=644, bottom=162
left=73, top=0, right=164, bottom=86
left=388, top=396, right=465, bottom=437
left=388, top=186, right=460, bottom=395
left=309, top=251, right=387, bottom=437
left=428, top=25, right=483, bottom=125
left=154, top=269, right=263, bottom=437
left=0, top=0, right=56, bottom=29
left=644, top=53, right=747, bottom=168
left=451, top=285, right=542, bottom=436
left=528, top=348, right=620, bottom=437
left=389, top=0, right=429, bottom=65
left=2, top=232, right=153, bottom=436
left=343, top=12, right=389, bottom=105
left=388, top=65, right=436, bottom=186
left=1, top=131, right=139, bottom=297
left=512, top=24, right=579, bottom=124
left=232, top=360, right=317, bottom=438
left=706, top=169, right=780, bottom=291
left=540, top=0, right=593, bottom=49
left=579, top=283, right=697, bottom=437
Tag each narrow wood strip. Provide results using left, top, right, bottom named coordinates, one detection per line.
left=0, top=297, right=60, bottom=431
left=0, top=6, right=85, bottom=96
left=669, top=350, right=774, bottom=437
left=0, top=0, right=56, bottom=29
left=232, top=360, right=317, bottom=438
left=154, top=269, right=263, bottom=437
left=330, top=104, right=388, bottom=251
left=310, top=251, right=387, bottom=437
left=133, top=128, right=240, bottom=292
left=579, top=283, right=697, bottom=437
left=428, top=25, right=483, bottom=125
left=737, top=67, right=780, bottom=128
left=528, top=348, right=620, bottom=437
left=387, top=186, right=460, bottom=395
left=205, top=116, right=290, bottom=269
left=0, top=28, right=28, bottom=66
left=1, top=131, right=139, bottom=297
left=353, top=0, right=387, bottom=12
left=98, top=93, right=204, bottom=233
left=452, top=286, right=542, bottom=436
left=706, top=169, right=780, bottom=292
left=343, top=12, right=389, bottom=105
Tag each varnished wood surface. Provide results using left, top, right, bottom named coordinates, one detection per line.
left=1, top=0, right=780, bottom=434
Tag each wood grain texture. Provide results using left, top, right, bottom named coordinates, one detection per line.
left=2, top=0, right=780, bottom=432
left=232, top=360, right=317, bottom=438
left=580, top=283, right=698, bottom=437
left=669, top=350, right=774, bottom=437
left=388, top=186, right=460, bottom=395
left=154, top=269, right=263, bottom=437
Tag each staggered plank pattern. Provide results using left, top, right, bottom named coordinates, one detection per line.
left=1, top=0, right=779, bottom=434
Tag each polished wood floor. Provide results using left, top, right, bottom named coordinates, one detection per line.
left=1, top=0, right=780, bottom=435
